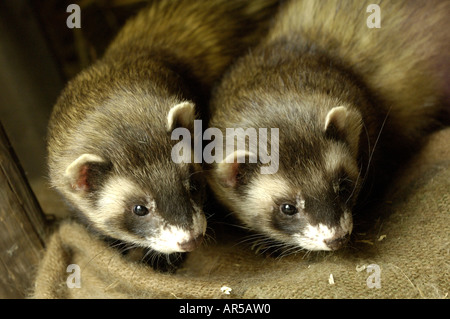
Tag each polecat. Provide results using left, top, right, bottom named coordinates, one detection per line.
left=207, top=0, right=449, bottom=251
left=47, top=0, right=278, bottom=260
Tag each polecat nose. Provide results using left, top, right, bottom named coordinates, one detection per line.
left=178, top=234, right=204, bottom=252
left=324, top=233, right=350, bottom=250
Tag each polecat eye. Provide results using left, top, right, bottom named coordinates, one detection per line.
left=280, top=203, right=298, bottom=216
left=132, top=205, right=149, bottom=216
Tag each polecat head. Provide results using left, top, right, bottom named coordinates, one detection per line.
left=58, top=100, right=207, bottom=254
left=210, top=105, right=363, bottom=251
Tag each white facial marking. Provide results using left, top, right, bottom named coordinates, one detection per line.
left=148, top=225, right=192, bottom=254
left=293, top=211, right=353, bottom=251
left=299, top=224, right=336, bottom=251
left=95, top=176, right=142, bottom=224
left=240, top=174, right=291, bottom=227
left=324, top=144, right=346, bottom=174
left=149, top=211, right=206, bottom=254
left=192, top=208, right=208, bottom=237
left=96, top=176, right=207, bottom=253
left=296, top=193, right=306, bottom=210
left=339, top=211, right=353, bottom=235
left=324, top=144, right=359, bottom=181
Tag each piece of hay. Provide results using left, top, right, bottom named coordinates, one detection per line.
left=328, top=274, right=335, bottom=285
left=221, top=286, right=232, bottom=295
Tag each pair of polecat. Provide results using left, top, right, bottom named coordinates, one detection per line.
left=207, top=0, right=449, bottom=251
left=47, top=0, right=279, bottom=262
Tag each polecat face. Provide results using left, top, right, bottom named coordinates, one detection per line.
left=210, top=103, right=363, bottom=251
left=64, top=152, right=206, bottom=254
left=99, top=167, right=206, bottom=254
left=56, top=95, right=207, bottom=254
left=238, top=143, right=360, bottom=251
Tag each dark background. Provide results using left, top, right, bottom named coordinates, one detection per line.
left=0, top=0, right=148, bottom=218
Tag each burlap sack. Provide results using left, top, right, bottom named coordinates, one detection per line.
left=32, top=128, right=450, bottom=299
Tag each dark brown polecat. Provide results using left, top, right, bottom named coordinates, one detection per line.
left=47, top=0, right=278, bottom=259
left=207, top=0, right=449, bottom=251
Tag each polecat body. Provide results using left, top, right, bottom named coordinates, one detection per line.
left=207, top=0, right=449, bottom=251
left=47, top=0, right=278, bottom=256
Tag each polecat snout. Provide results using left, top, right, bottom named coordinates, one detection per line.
left=207, top=0, right=449, bottom=251
left=47, top=0, right=279, bottom=257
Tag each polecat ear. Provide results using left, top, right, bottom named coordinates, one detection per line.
left=166, top=101, right=196, bottom=132
left=65, top=154, right=111, bottom=193
left=324, top=106, right=362, bottom=156
left=216, top=150, right=257, bottom=188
